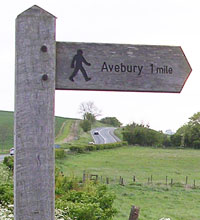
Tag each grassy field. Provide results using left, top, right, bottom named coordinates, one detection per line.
left=0, top=111, right=14, bottom=153
left=56, top=146, right=200, bottom=220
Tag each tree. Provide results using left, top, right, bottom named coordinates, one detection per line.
left=122, top=125, right=162, bottom=146
left=79, top=101, right=101, bottom=123
left=84, top=112, right=96, bottom=124
left=189, top=112, right=200, bottom=125
left=175, top=112, right=200, bottom=148
left=100, top=117, right=122, bottom=127
left=80, top=120, right=91, bottom=132
left=170, top=133, right=182, bottom=147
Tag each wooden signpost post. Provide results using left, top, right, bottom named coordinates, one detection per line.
left=15, top=5, right=192, bottom=220
left=15, top=6, right=56, bottom=220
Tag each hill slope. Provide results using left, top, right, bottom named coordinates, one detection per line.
left=0, top=110, right=122, bottom=152
left=0, top=111, right=14, bottom=151
left=0, top=110, right=79, bottom=152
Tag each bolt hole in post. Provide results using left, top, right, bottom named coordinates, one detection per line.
left=41, top=45, right=48, bottom=52
left=42, top=74, right=48, bottom=81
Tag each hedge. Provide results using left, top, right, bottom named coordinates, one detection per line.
left=55, top=148, right=66, bottom=159
left=69, top=141, right=127, bottom=153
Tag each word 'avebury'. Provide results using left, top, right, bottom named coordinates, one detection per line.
left=56, top=42, right=191, bottom=93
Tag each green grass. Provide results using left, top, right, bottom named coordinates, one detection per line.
left=55, top=116, right=80, bottom=137
left=0, top=111, right=14, bottom=152
left=55, top=116, right=69, bottom=137
left=56, top=146, right=200, bottom=220
left=114, top=127, right=124, bottom=140
left=110, top=184, right=200, bottom=220
left=55, top=119, right=74, bottom=143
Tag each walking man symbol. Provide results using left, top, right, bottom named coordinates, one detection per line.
left=69, top=49, right=91, bottom=82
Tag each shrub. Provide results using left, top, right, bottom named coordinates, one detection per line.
left=193, top=140, right=200, bottom=149
left=3, top=156, right=14, bottom=172
left=69, top=142, right=126, bottom=154
left=0, top=183, right=14, bottom=205
left=100, top=117, right=122, bottom=127
left=0, top=204, right=14, bottom=220
left=56, top=184, right=116, bottom=220
left=55, top=148, right=66, bottom=159
left=69, top=145, right=86, bottom=153
left=55, top=169, right=80, bottom=196
left=80, top=120, right=91, bottom=132
left=123, top=126, right=161, bottom=146
left=170, top=134, right=182, bottom=147
left=85, top=144, right=96, bottom=151
left=55, top=167, right=117, bottom=220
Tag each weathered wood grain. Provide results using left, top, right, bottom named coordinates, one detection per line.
left=56, top=42, right=192, bottom=93
left=15, top=5, right=56, bottom=220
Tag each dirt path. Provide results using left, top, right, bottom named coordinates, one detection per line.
left=58, top=120, right=80, bottom=144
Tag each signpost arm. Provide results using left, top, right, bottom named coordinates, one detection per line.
left=15, top=5, right=56, bottom=220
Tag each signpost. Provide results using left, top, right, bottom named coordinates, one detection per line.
left=15, top=5, right=192, bottom=220
left=56, top=42, right=191, bottom=93
left=15, top=6, right=56, bottom=220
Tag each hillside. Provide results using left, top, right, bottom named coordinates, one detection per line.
left=0, top=111, right=14, bottom=151
left=0, top=110, right=121, bottom=153
left=0, top=110, right=79, bottom=152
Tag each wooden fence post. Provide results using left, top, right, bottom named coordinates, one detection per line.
left=83, top=171, right=86, bottom=183
left=121, top=177, right=124, bottom=186
left=15, top=5, right=56, bottom=220
left=193, top=180, right=196, bottom=188
left=128, top=205, right=140, bottom=220
left=106, top=177, right=109, bottom=184
left=185, top=176, right=188, bottom=185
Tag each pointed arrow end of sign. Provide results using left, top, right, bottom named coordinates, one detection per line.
left=178, top=47, right=192, bottom=93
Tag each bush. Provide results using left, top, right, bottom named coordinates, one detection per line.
left=55, top=167, right=117, bottom=220
left=85, top=144, right=96, bottom=151
left=56, top=184, right=116, bottom=220
left=100, top=117, right=122, bottom=127
left=171, top=134, right=182, bottom=147
left=3, top=156, right=14, bottom=172
left=0, top=183, right=14, bottom=205
left=193, top=140, right=200, bottom=149
left=123, top=126, right=161, bottom=146
left=55, top=148, right=66, bottom=159
left=69, top=142, right=127, bottom=154
left=162, top=135, right=172, bottom=147
left=69, top=145, right=86, bottom=153
left=80, top=120, right=91, bottom=132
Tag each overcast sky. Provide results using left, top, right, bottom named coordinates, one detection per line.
left=0, top=0, right=199, bottom=132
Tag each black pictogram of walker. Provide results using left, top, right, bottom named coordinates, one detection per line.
left=69, top=49, right=91, bottom=82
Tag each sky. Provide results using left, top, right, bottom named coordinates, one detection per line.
left=0, top=0, right=199, bottom=132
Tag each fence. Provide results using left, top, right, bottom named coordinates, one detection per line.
left=83, top=171, right=199, bottom=189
